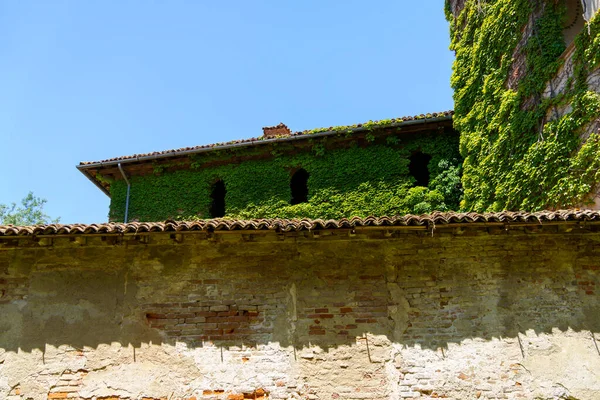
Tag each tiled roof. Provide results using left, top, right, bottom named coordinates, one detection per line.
left=78, top=111, right=453, bottom=167
left=1, top=210, right=598, bottom=237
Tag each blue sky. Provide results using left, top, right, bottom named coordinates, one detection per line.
left=0, top=2, right=454, bottom=224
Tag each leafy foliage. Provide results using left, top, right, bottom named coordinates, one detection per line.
left=0, top=192, right=60, bottom=225
left=109, top=133, right=463, bottom=221
left=448, top=0, right=600, bottom=211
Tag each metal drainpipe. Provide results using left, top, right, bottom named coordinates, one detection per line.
left=117, top=163, right=131, bottom=223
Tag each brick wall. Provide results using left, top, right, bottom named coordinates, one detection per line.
left=1, top=226, right=600, bottom=399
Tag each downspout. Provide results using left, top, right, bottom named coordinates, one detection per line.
left=118, top=163, right=131, bottom=223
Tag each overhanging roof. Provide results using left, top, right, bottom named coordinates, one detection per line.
left=76, top=111, right=454, bottom=196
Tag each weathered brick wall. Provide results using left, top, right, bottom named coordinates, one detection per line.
left=1, top=227, right=600, bottom=400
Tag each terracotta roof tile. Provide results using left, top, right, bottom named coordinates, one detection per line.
left=78, top=111, right=454, bottom=166
left=1, top=210, right=598, bottom=237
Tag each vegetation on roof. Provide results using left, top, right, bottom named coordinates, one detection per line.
left=298, top=112, right=451, bottom=136
left=79, top=112, right=452, bottom=166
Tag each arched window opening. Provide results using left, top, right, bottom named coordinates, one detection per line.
left=290, top=169, right=309, bottom=205
left=563, top=0, right=586, bottom=47
left=209, top=180, right=226, bottom=218
left=409, top=152, right=432, bottom=187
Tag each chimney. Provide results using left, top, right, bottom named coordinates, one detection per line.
left=262, top=123, right=291, bottom=139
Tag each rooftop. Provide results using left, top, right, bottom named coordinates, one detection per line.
left=76, top=111, right=454, bottom=196
left=1, top=210, right=598, bottom=238
left=79, top=111, right=453, bottom=167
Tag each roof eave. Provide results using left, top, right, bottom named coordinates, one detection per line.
left=77, top=165, right=111, bottom=197
left=77, top=115, right=453, bottom=170
left=76, top=114, right=453, bottom=198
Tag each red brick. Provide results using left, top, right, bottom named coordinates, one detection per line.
left=149, top=318, right=178, bottom=325
left=185, top=317, right=206, bottom=323
left=146, top=313, right=169, bottom=319
left=48, top=394, right=69, bottom=399
left=204, top=390, right=225, bottom=395
left=227, top=316, right=250, bottom=322
left=307, top=314, right=334, bottom=319
left=218, top=311, right=237, bottom=317
left=175, top=313, right=196, bottom=319
left=195, top=311, right=217, bottom=317
left=180, top=302, right=201, bottom=307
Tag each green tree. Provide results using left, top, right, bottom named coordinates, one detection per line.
left=0, top=192, right=60, bottom=225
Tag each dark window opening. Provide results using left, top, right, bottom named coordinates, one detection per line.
left=563, top=0, right=585, bottom=47
left=409, top=152, right=432, bottom=187
left=290, top=169, right=309, bottom=205
left=209, top=180, right=226, bottom=218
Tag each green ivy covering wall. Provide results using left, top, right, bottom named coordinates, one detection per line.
left=109, top=133, right=462, bottom=221
left=447, top=0, right=600, bottom=212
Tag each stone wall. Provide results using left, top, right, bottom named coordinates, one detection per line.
left=447, top=0, right=466, bottom=19
left=1, top=226, right=600, bottom=400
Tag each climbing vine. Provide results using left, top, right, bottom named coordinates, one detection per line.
left=109, top=133, right=462, bottom=221
left=448, top=0, right=600, bottom=211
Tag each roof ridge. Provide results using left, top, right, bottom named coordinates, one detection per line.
left=78, top=110, right=454, bottom=167
left=2, top=209, right=598, bottom=236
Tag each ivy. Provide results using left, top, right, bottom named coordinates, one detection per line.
left=449, top=0, right=600, bottom=211
left=109, top=134, right=463, bottom=221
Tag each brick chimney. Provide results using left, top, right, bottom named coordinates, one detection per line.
left=262, top=123, right=291, bottom=139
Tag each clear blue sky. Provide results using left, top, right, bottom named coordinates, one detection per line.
left=0, top=2, right=454, bottom=224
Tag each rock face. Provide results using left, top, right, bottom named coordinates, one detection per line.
left=1, top=226, right=600, bottom=399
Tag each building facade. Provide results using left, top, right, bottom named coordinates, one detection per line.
left=3, top=3, right=600, bottom=400
left=446, top=0, right=600, bottom=212
left=77, top=112, right=460, bottom=222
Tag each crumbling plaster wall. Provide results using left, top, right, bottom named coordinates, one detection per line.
left=1, top=228, right=600, bottom=400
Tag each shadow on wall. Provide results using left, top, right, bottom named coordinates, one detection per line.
left=1, top=231, right=599, bottom=353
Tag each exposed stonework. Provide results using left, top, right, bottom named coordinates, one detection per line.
left=543, top=44, right=577, bottom=119
left=447, top=0, right=466, bottom=19
left=544, top=44, right=600, bottom=207
left=1, top=225, right=600, bottom=399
